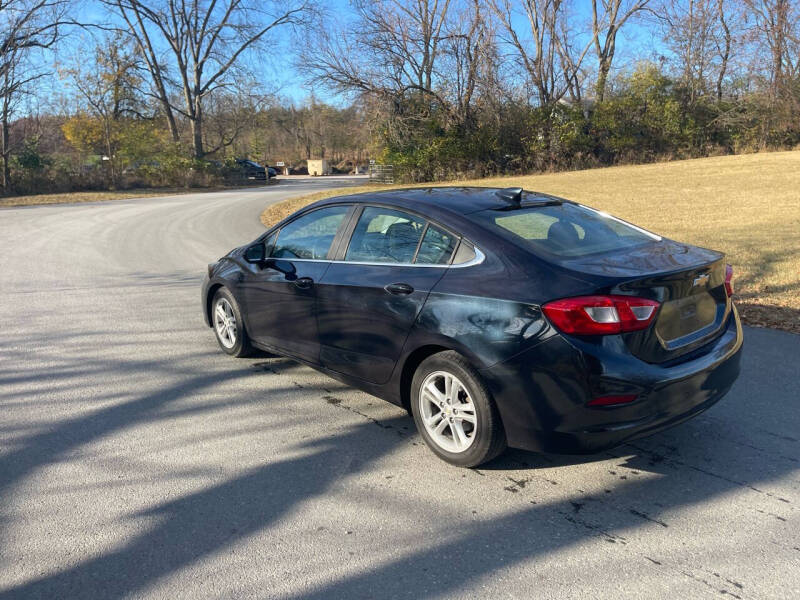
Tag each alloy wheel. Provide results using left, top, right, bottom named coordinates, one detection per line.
left=214, top=297, right=237, bottom=349
left=418, top=370, right=477, bottom=453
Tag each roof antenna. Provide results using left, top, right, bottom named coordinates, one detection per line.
left=495, top=187, right=523, bottom=206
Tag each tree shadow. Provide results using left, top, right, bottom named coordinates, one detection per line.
left=0, top=417, right=409, bottom=599
left=1, top=327, right=796, bottom=599
left=269, top=416, right=797, bottom=600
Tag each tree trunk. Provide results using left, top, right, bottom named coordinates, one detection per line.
left=147, top=63, right=179, bottom=142
left=104, top=118, right=117, bottom=189
left=161, top=92, right=180, bottom=142
left=596, top=62, right=609, bottom=103
left=191, top=117, right=204, bottom=159
left=716, top=0, right=730, bottom=102
left=771, top=0, right=787, bottom=103
left=1, top=117, right=9, bottom=195
left=1, top=74, right=10, bottom=194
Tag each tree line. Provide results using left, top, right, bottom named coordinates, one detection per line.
left=1, top=0, right=799, bottom=194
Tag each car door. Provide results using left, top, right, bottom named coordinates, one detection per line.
left=241, top=204, right=352, bottom=363
left=317, top=205, right=459, bottom=384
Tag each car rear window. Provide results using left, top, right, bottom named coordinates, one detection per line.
left=473, top=203, right=660, bottom=258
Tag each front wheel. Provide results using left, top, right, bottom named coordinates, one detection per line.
left=211, top=288, right=253, bottom=357
left=410, top=351, right=506, bottom=467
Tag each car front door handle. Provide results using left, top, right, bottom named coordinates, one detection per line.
left=294, top=277, right=314, bottom=290
left=384, top=282, right=414, bottom=295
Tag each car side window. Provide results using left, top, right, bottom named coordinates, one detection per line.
left=415, top=224, right=457, bottom=265
left=271, top=205, right=350, bottom=260
left=262, top=231, right=278, bottom=254
left=345, top=207, right=426, bottom=263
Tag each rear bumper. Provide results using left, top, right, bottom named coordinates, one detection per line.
left=481, top=305, right=743, bottom=454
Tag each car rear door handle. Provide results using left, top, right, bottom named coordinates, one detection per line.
left=384, top=282, right=414, bottom=295
left=294, top=277, right=314, bottom=290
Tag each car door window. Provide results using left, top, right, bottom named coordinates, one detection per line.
left=415, top=224, right=457, bottom=265
left=345, top=207, right=426, bottom=263
left=271, top=205, right=350, bottom=260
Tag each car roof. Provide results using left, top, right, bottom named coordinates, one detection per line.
left=310, top=186, right=562, bottom=218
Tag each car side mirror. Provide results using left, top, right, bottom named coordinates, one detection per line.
left=244, top=243, right=266, bottom=264
left=267, top=259, right=297, bottom=277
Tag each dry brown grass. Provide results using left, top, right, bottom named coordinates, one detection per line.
left=0, top=188, right=204, bottom=207
left=262, top=151, right=800, bottom=334
left=0, top=184, right=272, bottom=207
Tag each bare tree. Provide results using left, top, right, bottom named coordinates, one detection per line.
left=655, top=0, right=745, bottom=103
left=102, top=0, right=180, bottom=141
left=656, top=0, right=718, bottom=102
left=202, top=84, right=269, bottom=159
left=744, top=0, right=799, bottom=102
left=489, top=0, right=592, bottom=105
left=302, top=0, right=494, bottom=157
left=61, top=32, right=144, bottom=186
left=715, top=0, right=732, bottom=101
left=0, top=0, right=71, bottom=192
left=591, top=0, right=651, bottom=102
left=104, top=0, right=310, bottom=158
left=305, top=0, right=454, bottom=107
left=440, top=0, right=491, bottom=127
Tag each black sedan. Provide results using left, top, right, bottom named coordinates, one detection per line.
left=202, top=187, right=742, bottom=467
left=235, top=159, right=267, bottom=180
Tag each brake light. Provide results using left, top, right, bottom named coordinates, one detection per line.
left=542, top=295, right=660, bottom=335
left=724, top=264, right=734, bottom=297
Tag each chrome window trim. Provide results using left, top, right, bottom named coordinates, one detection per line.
left=578, top=203, right=662, bottom=241
left=267, top=247, right=486, bottom=269
left=451, top=247, right=485, bottom=268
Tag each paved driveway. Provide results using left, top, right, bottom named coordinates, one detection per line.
left=1, top=180, right=798, bottom=599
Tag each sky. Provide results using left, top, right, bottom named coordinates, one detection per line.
left=25, top=0, right=661, bottom=113
left=269, top=1, right=659, bottom=104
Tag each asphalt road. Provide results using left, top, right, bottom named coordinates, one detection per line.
left=1, top=179, right=798, bottom=600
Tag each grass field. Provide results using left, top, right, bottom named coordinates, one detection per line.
left=0, top=188, right=199, bottom=207
left=261, top=151, right=800, bottom=334
left=0, top=183, right=277, bottom=208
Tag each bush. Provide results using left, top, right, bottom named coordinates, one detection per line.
left=373, top=62, right=800, bottom=184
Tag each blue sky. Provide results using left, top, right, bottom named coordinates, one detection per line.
left=270, top=0, right=660, bottom=104
left=31, top=0, right=660, bottom=112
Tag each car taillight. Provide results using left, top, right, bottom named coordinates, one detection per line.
left=542, top=295, right=660, bottom=335
left=724, top=264, right=734, bottom=297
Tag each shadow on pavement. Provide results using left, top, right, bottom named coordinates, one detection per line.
left=0, top=328, right=797, bottom=599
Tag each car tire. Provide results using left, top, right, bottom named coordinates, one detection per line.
left=410, top=351, right=507, bottom=467
left=211, top=287, right=253, bottom=357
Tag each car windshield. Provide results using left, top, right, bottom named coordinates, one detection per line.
left=473, top=202, right=660, bottom=258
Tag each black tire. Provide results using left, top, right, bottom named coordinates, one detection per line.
left=211, top=287, right=253, bottom=357
left=410, top=351, right=507, bottom=467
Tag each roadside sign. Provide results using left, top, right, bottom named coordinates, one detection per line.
left=276, top=161, right=285, bottom=167
left=369, top=159, right=376, bottom=165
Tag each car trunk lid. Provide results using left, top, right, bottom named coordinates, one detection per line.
left=558, top=240, right=731, bottom=363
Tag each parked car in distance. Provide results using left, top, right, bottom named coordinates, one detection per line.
left=267, top=166, right=277, bottom=178
left=201, top=187, right=742, bottom=467
left=236, top=159, right=267, bottom=180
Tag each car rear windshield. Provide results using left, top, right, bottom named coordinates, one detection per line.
left=473, top=202, right=660, bottom=258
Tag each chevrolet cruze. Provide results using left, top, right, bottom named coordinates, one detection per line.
left=202, top=187, right=743, bottom=467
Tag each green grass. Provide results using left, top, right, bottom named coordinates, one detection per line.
left=261, top=151, right=800, bottom=334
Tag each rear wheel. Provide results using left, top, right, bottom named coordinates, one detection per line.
left=410, top=351, right=506, bottom=467
left=212, top=288, right=253, bottom=357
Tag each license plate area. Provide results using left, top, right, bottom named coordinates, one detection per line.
left=655, top=292, right=726, bottom=351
